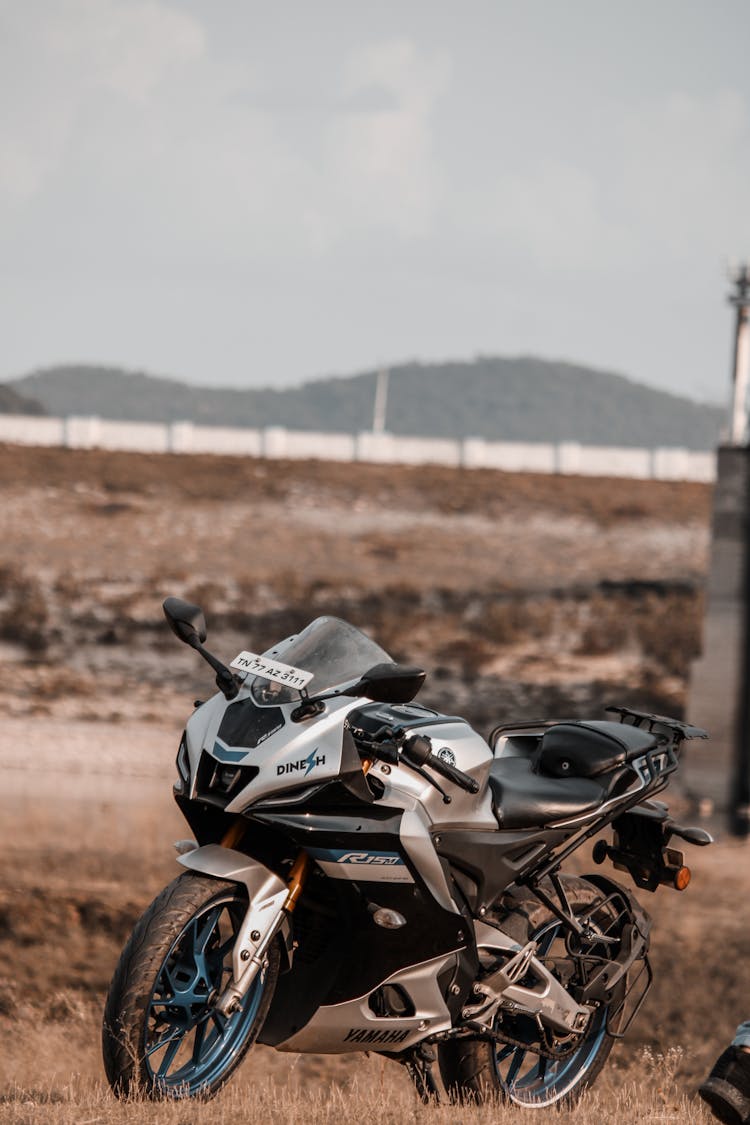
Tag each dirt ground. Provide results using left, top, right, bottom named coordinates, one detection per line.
left=0, top=443, right=742, bottom=1124
left=0, top=443, right=710, bottom=731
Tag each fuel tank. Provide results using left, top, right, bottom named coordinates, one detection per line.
left=347, top=702, right=497, bottom=829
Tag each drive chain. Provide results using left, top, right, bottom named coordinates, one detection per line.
left=462, top=1020, right=584, bottom=1061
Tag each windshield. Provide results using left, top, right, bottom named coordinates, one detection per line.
left=249, top=616, right=392, bottom=706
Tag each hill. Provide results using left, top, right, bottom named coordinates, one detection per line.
left=5, top=357, right=724, bottom=448
left=0, top=383, right=44, bottom=415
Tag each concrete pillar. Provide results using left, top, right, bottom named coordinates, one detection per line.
left=731, top=293, right=750, bottom=443
left=653, top=447, right=690, bottom=481
left=64, top=415, right=101, bottom=449
left=263, top=426, right=288, bottom=458
left=355, top=431, right=395, bottom=463
left=169, top=421, right=194, bottom=453
left=461, top=437, right=486, bottom=468
left=372, top=369, right=389, bottom=433
left=687, top=445, right=750, bottom=832
left=557, top=441, right=582, bottom=475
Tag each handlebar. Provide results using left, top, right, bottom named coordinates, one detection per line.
left=357, top=727, right=479, bottom=795
left=425, top=749, right=480, bottom=794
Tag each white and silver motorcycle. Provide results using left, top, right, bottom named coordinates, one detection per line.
left=102, top=597, right=711, bottom=1107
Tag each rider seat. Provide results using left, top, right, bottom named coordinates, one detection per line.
left=488, top=757, right=612, bottom=829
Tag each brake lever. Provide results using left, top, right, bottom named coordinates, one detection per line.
left=360, top=729, right=451, bottom=802
left=398, top=758, right=452, bottom=804
left=401, top=733, right=480, bottom=794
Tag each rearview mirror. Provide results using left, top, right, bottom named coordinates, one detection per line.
left=344, top=662, right=426, bottom=704
left=163, top=597, right=207, bottom=647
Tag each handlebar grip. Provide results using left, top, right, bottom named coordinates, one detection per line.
left=369, top=740, right=400, bottom=765
left=426, top=752, right=480, bottom=794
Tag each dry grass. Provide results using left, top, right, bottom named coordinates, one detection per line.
left=0, top=442, right=734, bottom=1121
left=0, top=443, right=712, bottom=527
left=0, top=1065, right=716, bottom=1125
left=0, top=775, right=745, bottom=1124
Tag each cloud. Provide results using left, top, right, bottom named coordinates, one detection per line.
left=47, top=0, right=205, bottom=102
left=617, top=89, right=750, bottom=257
left=466, top=86, right=750, bottom=278
left=0, top=13, right=451, bottom=267
left=321, top=39, right=452, bottom=240
left=0, top=0, right=205, bottom=201
left=338, top=83, right=401, bottom=115
left=216, top=38, right=453, bottom=249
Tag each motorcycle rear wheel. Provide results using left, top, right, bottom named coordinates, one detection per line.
left=102, top=872, right=279, bottom=1099
left=439, top=875, right=626, bottom=1108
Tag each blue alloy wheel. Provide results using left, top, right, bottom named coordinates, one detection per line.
left=143, top=892, right=265, bottom=1095
left=491, top=918, right=609, bottom=1107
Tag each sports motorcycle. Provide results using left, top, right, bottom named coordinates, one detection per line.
left=102, top=598, right=712, bottom=1108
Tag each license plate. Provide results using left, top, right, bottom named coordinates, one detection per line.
left=634, top=749, right=671, bottom=783
left=230, top=651, right=314, bottom=692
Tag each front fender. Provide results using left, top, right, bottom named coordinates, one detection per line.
left=177, top=844, right=294, bottom=971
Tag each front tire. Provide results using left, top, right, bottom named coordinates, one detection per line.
left=102, top=872, right=279, bottom=1099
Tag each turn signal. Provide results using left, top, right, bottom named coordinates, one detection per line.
left=373, top=908, right=407, bottom=929
left=674, top=865, right=691, bottom=891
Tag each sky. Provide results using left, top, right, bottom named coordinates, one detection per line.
left=1, top=1, right=749, bottom=402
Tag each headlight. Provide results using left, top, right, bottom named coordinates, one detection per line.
left=175, top=733, right=190, bottom=787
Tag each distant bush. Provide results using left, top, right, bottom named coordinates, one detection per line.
left=0, top=564, right=49, bottom=653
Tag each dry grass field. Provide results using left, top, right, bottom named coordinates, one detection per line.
left=1, top=779, right=745, bottom=1125
left=0, top=443, right=745, bottom=1123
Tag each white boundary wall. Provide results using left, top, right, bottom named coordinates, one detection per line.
left=0, top=413, right=717, bottom=482
left=462, top=437, right=557, bottom=472
left=0, top=414, right=65, bottom=446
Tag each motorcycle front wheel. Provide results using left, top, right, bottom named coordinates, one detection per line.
left=102, top=873, right=279, bottom=1099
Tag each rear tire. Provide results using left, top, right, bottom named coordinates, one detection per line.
left=439, top=876, right=624, bottom=1108
left=103, top=872, right=279, bottom=1099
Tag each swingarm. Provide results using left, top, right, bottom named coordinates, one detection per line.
left=470, top=924, right=592, bottom=1035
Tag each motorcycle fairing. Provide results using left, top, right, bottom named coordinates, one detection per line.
left=243, top=799, right=477, bottom=1044
left=183, top=691, right=363, bottom=810
left=249, top=800, right=457, bottom=913
left=273, top=952, right=460, bottom=1054
left=434, top=826, right=573, bottom=913
left=216, top=699, right=285, bottom=750
left=306, top=847, right=415, bottom=883
left=258, top=871, right=477, bottom=1048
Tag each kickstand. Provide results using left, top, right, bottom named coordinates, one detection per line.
left=402, top=1043, right=441, bottom=1104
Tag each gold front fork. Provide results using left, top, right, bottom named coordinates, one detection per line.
left=284, top=850, right=310, bottom=913
left=219, top=755, right=373, bottom=890
left=219, top=819, right=309, bottom=912
left=278, top=758, right=372, bottom=913
left=220, top=818, right=246, bottom=850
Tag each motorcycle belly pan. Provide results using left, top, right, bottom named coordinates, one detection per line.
left=275, top=952, right=455, bottom=1053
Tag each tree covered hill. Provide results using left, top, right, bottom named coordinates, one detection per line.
left=5, top=357, right=724, bottom=449
left=0, top=383, right=45, bottom=415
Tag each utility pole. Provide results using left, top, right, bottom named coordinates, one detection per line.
left=372, top=367, right=389, bottom=433
left=687, top=265, right=750, bottom=835
left=729, top=264, right=750, bottom=444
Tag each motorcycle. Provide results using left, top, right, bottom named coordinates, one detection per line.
left=102, top=598, right=712, bottom=1108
